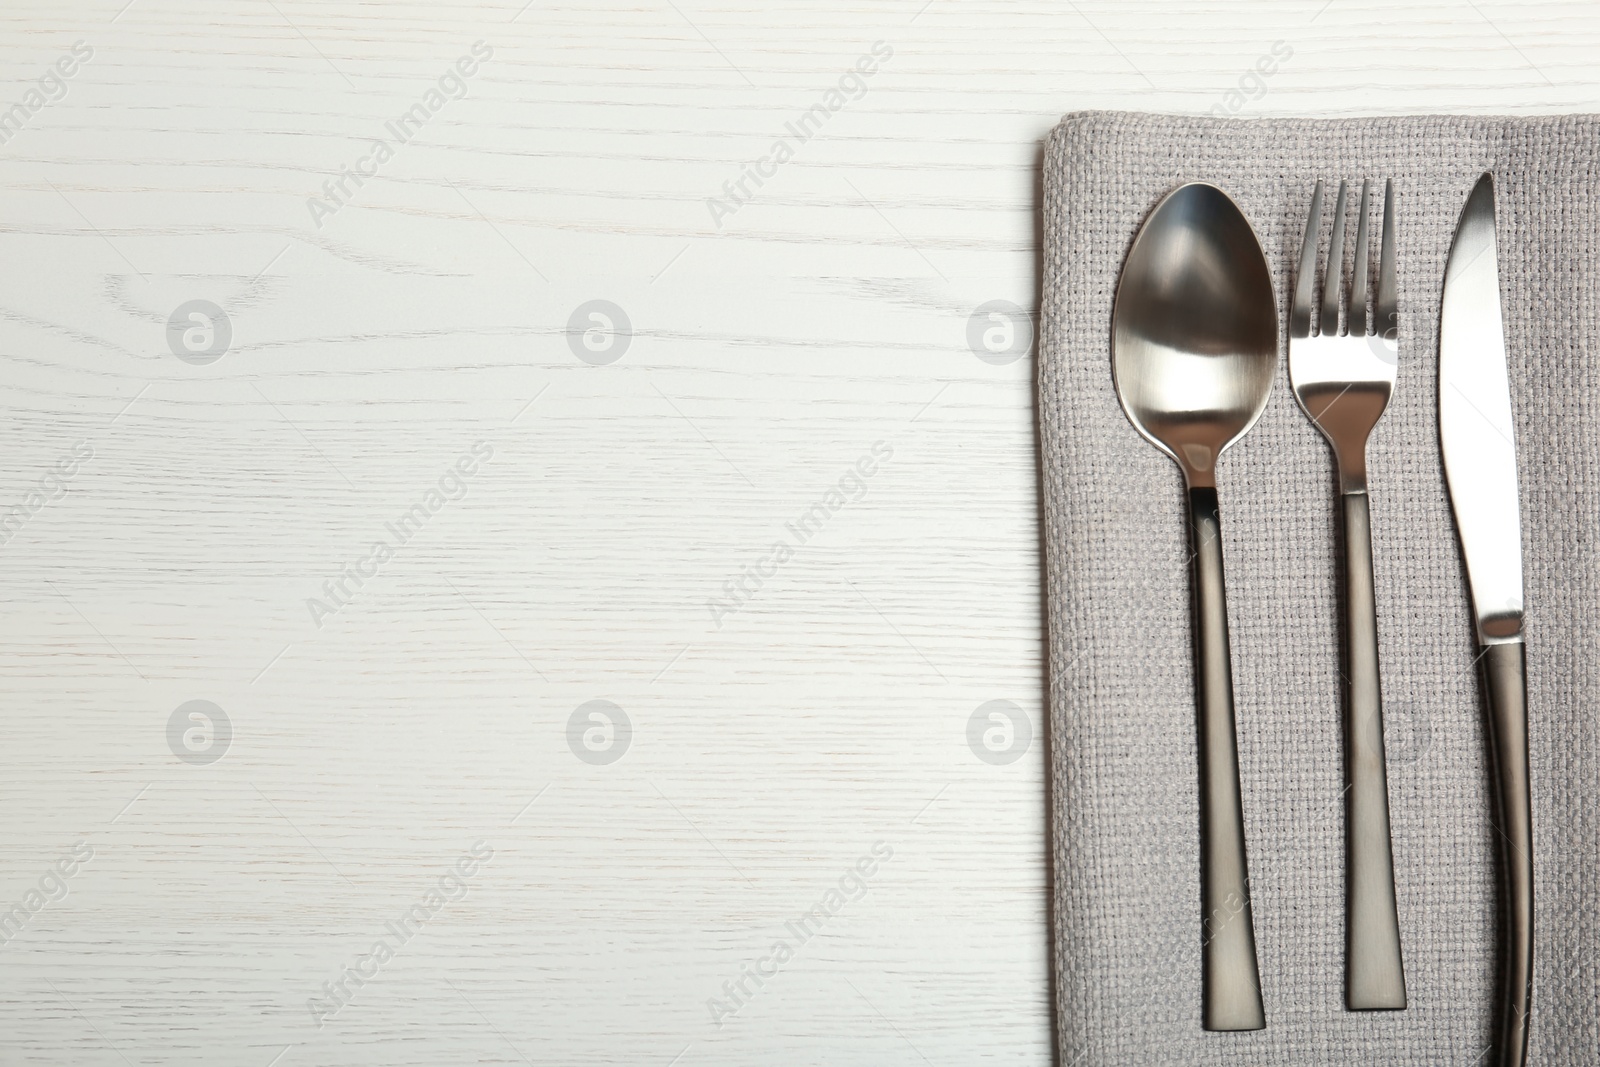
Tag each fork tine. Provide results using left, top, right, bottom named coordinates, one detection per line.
left=1350, top=180, right=1372, bottom=337
left=1292, top=180, right=1325, bottom=338
left=1376, top=179, right=1397, bottom=342
left=1320, top=180, right=1349, bottom=337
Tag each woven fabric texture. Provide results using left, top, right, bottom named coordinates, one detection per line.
left=1039, top=112, right=1599, bottom=1065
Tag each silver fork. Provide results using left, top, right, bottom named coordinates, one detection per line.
left=1290, top=179, right=1407, bottom=1012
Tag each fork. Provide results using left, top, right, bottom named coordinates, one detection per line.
left=1290, top=179, right=1407, bottom=1011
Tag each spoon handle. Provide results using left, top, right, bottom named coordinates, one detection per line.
left=1340, top=490, right=1408, bottom=1010
left=1187, top=487, right=1265, bottom=1032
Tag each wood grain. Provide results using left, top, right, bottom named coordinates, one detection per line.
left=0, top=1, right=1595, bottom=1063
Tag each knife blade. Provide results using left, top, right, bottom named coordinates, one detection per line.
left=1439, top=171, right=1533, bottom=1067
left=1440, top=173, right=1524, bottom=642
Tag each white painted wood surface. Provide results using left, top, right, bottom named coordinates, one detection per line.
left=0, top=2, right=1594, bottom=1063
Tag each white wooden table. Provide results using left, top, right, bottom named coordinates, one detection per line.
left=0, top=2, right=1593, bottom=1063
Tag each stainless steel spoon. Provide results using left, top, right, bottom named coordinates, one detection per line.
left=1111, top=182, right=1277, bottom=1032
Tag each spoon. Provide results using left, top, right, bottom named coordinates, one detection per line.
left=1111, top=182, right=1277, bottom=1032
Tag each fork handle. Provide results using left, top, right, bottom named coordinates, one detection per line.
left=1340, top=490, right=1407, bottom=1010
left=1188, top=487, right=1265, bottom=1032
left=1481, top=640, right=1532, bottom=1067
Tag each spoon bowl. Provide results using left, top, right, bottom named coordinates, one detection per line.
left=1110, top=181, right=1276, bottom=1033
left=1113, top=183, right=1278, bottom=487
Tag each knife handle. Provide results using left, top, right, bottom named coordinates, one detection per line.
left=1340, top=491, right=1407, bottom=1010
left=1481, top=640, right=1532, bottom=1067
left=1187, top=487, right=1265, bottom=1032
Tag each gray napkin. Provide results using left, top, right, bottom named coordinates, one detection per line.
left=1039, top=112, right=1599, bottom=1066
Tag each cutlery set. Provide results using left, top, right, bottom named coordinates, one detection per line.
left=1112, top=173, right=1531, bottom=1066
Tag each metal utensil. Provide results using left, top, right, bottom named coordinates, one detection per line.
left=1439, top=171, right=1532, bottom=1067
left=1289, top=178, right=1408, bottom=1011
left=1112, top=182, right=1275, bottom=1032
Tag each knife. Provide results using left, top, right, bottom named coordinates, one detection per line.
left=1439, top=171, right=1532, bottom=1067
